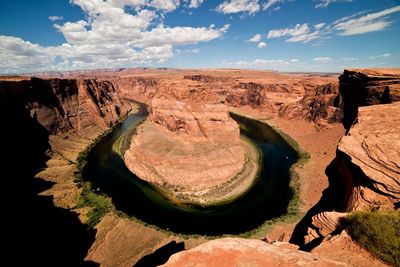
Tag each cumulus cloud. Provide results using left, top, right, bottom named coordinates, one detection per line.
left=1, top=0, right=229, bottom=73
left=267, top=6, right=400, bottom=43
left=315, top=0, right=353, bottom=9
left=248, top=33, right=262, bottom=42
left=257, top=42, right=267, bottom=48
left=216, top=0, right=260, bottom=15
left=48, top=15, right=64, bottom=21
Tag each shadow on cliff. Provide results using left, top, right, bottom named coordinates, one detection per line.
left=134, top=241, right=184, bottom=267
left=289, top=158, right=346, bottom=251
left=0, top=90, right=97, bottom=266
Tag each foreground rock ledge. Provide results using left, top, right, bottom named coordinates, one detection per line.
left=337, top=102, right=400, bottom=210
left=161, top=238, right=347, bottom=266
left=124, top=86, right=259, bottom=204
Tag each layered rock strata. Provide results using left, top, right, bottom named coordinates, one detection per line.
left=0, top=78, right=131, bottom=135
left=293, top=69, right=400, bottom=247
left=336, top=102, right=400, bottom=211
left=124, top=85, right=257, bottom=204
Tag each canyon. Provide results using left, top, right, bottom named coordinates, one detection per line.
left=1, top=68, right=398, bottom=266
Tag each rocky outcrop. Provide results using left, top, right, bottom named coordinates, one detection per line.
left=161, top=238, right=347, bottom=266
left=124, top=85, right=254, bottom=203
left=183, top=75, right=218, bottom=83
left=304, top=212, right=348, bottom=244
left=339, top=68, right=400, bottom=129
left=279, top=83, right=343, bottom=129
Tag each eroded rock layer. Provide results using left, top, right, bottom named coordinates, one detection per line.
left=336, top=102, right=400, bottom=211
left=124, top=85, right=249, bottom=202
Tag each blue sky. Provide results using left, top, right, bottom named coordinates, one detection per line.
left=0, top=0, right=399, bottom=73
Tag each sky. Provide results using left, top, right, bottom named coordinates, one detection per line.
left=0, top=0, right=399, bottom=73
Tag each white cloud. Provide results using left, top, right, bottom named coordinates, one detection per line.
left=186, top=0, right=204, bottom=8
left=267, top=23, right=324, bottom=43
left=148, top=0, right=180, bottom=12
left=266, top=6, right=400, bottom=43
left=369, top=53, right=391, bottom=59
left=315, top=0, right=353, bottom=9
left=334, top=6, right=400, bottom=36
left=314, top=57, right=331, bottom=62
left=314, top=23, right=326, bottom=30
left=216, top=0, right=260, bottom=15
left=341, top=57, right=358, bottom=61
left=48, top=15, right=64, bottom=21
left=1, top=0, right=230, bottom=73
left=248, top=33, right=262, bottom=42
left=290, top=58, right=299, bottom=62
left=257, top=42, right=267, bottom=48
left=263, top=0, right=282, bottom=11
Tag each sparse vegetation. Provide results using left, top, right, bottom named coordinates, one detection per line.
left=343, top=210, right=400, bottom=266
left=73, top=114, right=130, bottom=228
left=78, top=182, right=113, bottom=228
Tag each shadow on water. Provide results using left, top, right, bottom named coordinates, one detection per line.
left=1, top=89, right=97, bottom=266
left=82, top=105, right=299, bottom=236
left=134, top=241, right=185, bottom=267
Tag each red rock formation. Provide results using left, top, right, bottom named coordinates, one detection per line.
left=279, top=83, right=343, bottom=129
left=292, top=69, right=400, bottom=248
left=339, top=68, right=400, bottom=129
left=113, top=76, right=158, bottom=104
left=183, top=74, right=219, bottom=83
left=0, top=78, right=132, bottom=134
left=161, top=238, right=347, bottom=266
left=336, top=102, right=400, bottom=211
left=124, top=85, right=249, bottom=202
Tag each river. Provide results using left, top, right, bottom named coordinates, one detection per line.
left=82, top=104, right=298, bottom=235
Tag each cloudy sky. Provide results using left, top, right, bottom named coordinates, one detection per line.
left=0, top=0, right=399, bottom=73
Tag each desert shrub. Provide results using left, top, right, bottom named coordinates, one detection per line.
left=78, top=182, right=112, bottom=229
left=343, top=210, right=400, bottom=266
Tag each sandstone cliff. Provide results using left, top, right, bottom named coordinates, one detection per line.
left=291, top=69, right=400, bottom=248
left=336, top=102, right=400, bottom=211
left=0, top=78, right=131, bottom=135
left=333, top=69, right=400, bottom=212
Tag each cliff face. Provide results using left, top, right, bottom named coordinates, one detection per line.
left=291, top=69, right=400, bottom=247
left=336, top=102, right=400, bottom=211
left=0, top=78, right=132, bottom=135
left=339, top=68, right=400, bottom=129
left=113, top=77, right=158, bottom=104
left=279, top=83, right=343, bottom=129
left=335, top=69, right=400, bottom=210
